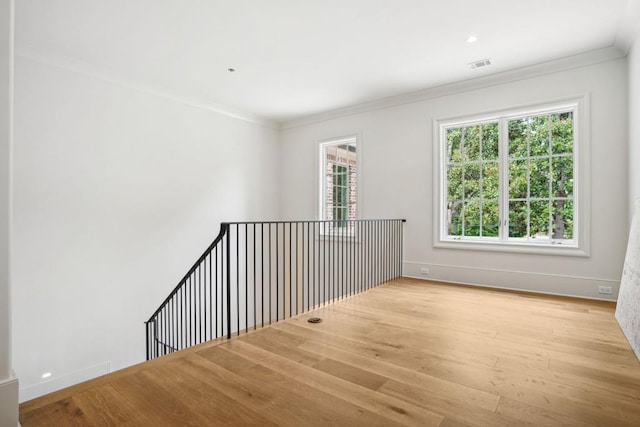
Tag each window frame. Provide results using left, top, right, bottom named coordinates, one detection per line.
left=433, top=97, right=590, bottom=257
left=318, top=134, right=360, bottom=236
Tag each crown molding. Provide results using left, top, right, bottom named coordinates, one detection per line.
left=614, top=0, right=640, bottom=54
left=280, top=46, right=625, bottom=130
left=15, top=45, right=278, bottom=129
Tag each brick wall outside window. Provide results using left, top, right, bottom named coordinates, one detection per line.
left=322, top=142, right=357, bottom=232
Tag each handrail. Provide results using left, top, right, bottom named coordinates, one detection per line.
left=145, top=219, right=405, bottom=360
left=145, top=223, right=229, bottom=323
left=223, top=219, right=407, bottom=225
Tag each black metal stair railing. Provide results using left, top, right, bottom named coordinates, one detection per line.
left=145, top=219, right=406, bottom=360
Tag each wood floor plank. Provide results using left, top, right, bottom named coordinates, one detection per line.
left=109, top=370, right=216, bottom=426
left=334, top=300, right=499, bottom=339
left=378, top=379, right=532, bottom=427
left=549, top=355, right=640, bottom=383
left=145, top=362, right=278, bottom=426
left=497, top=355, right=640, bottom=403
left=199, top=344, right=398, bottom=426
left=296, top=337, right=500, bottom=411
left=188, top=350, right=400, bottom=427
left=19, top=396, right=94, bottom=427
left=495, top=330, right=639, bottom=366
left=416, top=351, right=640, bottom=426
left=238, top=327, right=325, bottom=366
left=495, top=397, right=595, bottom=427
left=312, top=357, right=389, bottom=390
left=237, top=361, right=402, bottom=426
left=177, top=353, right=275, bottom=410
left=69, top=385, right=152, bottom=426
left=197, top=344, right=258, bottom=373
left=552, top=325, right=631, bottom=347
left=224, top=339, right=444, bottom=426
left=439, top=418, right=474, bottom=427
left=278, top=319, right=427, bottom=370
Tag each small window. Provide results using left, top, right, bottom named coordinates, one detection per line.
left=319, top=137, right=357, bottom=233
left=436, top=99, right=587, bottom=255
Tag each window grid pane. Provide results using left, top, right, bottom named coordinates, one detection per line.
left=506, top=113, right=574, bottom=241
left=445, top=123, right=500, bottom=238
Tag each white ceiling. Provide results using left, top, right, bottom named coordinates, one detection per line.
left=15, top=0, right=638, bottom=124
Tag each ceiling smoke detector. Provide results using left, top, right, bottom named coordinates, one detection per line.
left=468, top=58, right=492, bottom=69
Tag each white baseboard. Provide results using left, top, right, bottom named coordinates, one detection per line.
left=403, top=261, right=619, bottom=301
left=19, top=361, right=110, bottom=403
left=0, top=375, right=19, bottom=427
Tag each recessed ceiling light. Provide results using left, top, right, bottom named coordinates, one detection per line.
left=41, top=372, right=52, bottom=379
left=467, top=35, right=478, bottom=43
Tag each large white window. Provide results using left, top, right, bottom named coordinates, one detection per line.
left=435, top=99, right=588, bottom=255
left=319, top=136, right=357, bottom=232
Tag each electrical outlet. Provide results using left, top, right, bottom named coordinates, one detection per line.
left=598, top=286, right=612, bottom=295
left=420, top=268, right=430, bottom=275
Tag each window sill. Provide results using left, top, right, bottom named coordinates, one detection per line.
left=434, top=238, right=588, bottom=257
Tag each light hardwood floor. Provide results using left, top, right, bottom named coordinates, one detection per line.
left=20, top=278, right=640, bottom=426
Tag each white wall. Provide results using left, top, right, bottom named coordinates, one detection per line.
left=0, top=0, right=18, bottom=424
left=630, top=35, right=640, bottom=209
left=280, top=58, right=628, bottom=301
left=12, top=54, right=280, bottom=401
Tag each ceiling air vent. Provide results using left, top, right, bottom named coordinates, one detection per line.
left=468, top=58, right=492, bottom=69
